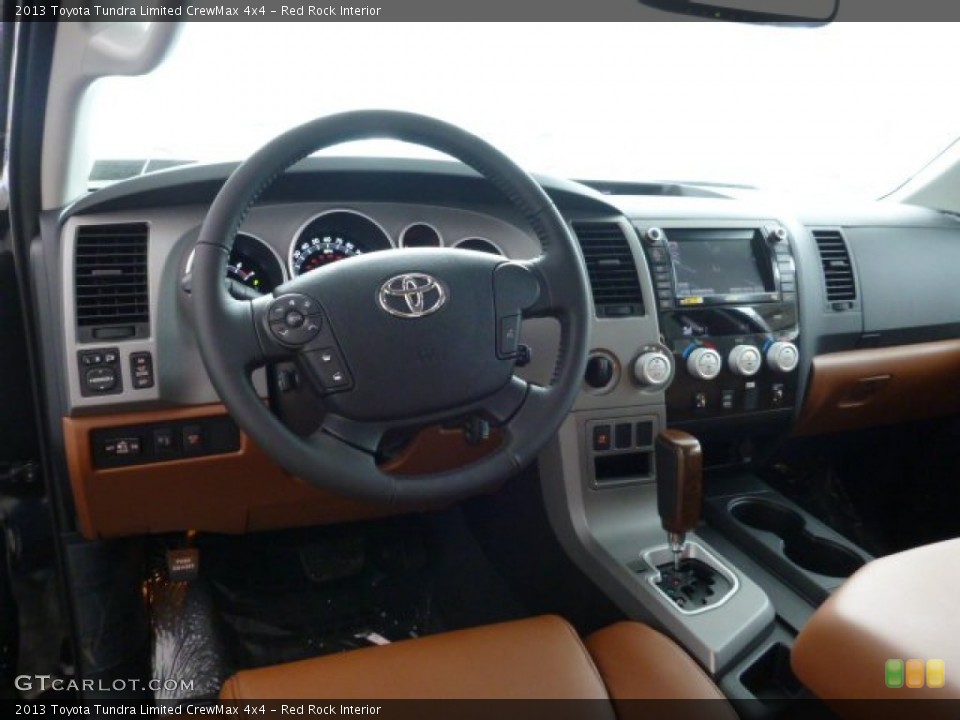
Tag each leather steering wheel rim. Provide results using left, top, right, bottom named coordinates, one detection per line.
left=192, top=110, right=590, bottom=505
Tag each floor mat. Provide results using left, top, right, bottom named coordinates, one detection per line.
left=198, top=511, right=527, bottom=670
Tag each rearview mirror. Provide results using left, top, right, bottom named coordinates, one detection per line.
left=638, top=0, right=839, bottom=24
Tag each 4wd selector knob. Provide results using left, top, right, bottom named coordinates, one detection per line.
left=686, top=347, right=722, bottom=381
left=766, top=341, right=800, bottom=373
left=634, top=351, right=673, bottom=388
left=728, top=345, right=762, bottom=377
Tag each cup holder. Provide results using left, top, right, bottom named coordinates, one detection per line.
left=729, top=498, right=865, bottom=578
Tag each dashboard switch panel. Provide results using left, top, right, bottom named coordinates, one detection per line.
left=91, top=416, right=240, bottom=469
left=587, top=416, right=658, bottom=487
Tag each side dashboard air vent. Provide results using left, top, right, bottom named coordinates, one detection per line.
left=75, top=223, right=150, bottom=336
left=571, top=221, right=644, bottom=318
left=812, top=229, right=857, bottom=308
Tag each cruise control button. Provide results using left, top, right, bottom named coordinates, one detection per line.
left=498, top=314, right=521, bottom=357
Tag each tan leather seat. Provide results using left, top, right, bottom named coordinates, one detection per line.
left=793, top=538, right=960, bottom=704
left=220, top=615, right=735, bottom=712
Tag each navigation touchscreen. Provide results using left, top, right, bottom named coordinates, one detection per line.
left=669, top=229, right=771, bottom=302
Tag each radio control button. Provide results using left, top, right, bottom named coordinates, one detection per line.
left=686, top=347, right=722, bottom=381
left=766, top=341, right=800, bottom=373
left=634, top=351, right=673, bottom=387
left=729, top=345, right=762, bottom=377
left=644, top=227, right=665, bottom=245
left=768, top=227, right=788, bottom=243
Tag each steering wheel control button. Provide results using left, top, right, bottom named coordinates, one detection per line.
left=130, top=352, right=155, bottom=389
left=306, top=347, right=353, bottom=392
left=686, top=347, right=722, bottom=381
left=285, top=310, right=305, bottom=328
left=728, top=345, right=762, bottom=377
left=268, top=295, right=323, bottom=346
left=766, top=341, right=800, bottom=373
left=269, top=293, right=321, bottom=318
left=498, top=314, right=522, bottom=358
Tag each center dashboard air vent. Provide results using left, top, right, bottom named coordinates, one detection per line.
left=812, top=229, right=857, bottom=311
left=571, top=221, right=644, bottom=318
left=74, top=222, right=150, bottom=341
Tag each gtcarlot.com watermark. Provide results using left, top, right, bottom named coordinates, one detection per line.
left=15, top=676, right=196, bottom=694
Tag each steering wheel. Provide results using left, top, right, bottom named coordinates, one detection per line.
left=192, top=111, right=590, bottom=505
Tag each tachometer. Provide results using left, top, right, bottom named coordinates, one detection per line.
left=291, top=235, right=364, bottom=276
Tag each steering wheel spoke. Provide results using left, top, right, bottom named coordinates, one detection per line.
left=514, top=256, right=561, bottom=318
left=479, top=375, right=531, bottom=425
left=312, top=413, right=387, bottom=456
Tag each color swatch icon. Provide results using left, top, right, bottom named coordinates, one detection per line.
left=885, top=659, right=904, bottom=688
left=927, top=660, right=946, bottom=689
left=886, top=659, right=946, bottom=688
left=906, top=659, right=925, bottom=688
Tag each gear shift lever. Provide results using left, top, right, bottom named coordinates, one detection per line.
left=655, top=429, right=703, bottom=571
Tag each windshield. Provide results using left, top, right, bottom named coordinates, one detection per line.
left=86, top=22, right=960, bottom=200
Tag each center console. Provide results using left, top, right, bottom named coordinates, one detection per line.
left=638, top=223, right=800, bottom=426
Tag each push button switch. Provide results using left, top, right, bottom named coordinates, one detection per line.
left=305, top=347, right=353, bottom=392
left=269, top=294, right=324, bottom=346
left=130, top=352, right=155, bottom=389
left=592, top=425, right=612, bottom=452
left=498, top=314, right=521, bottom=358
left=153, top=427, right=176, bottom=454
left=102, top=437, right=141, bottom=457
left=182, top=424, right=204, bottom=454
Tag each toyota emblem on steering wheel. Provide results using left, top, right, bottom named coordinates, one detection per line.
left=377, top=273, right=448, bottom=318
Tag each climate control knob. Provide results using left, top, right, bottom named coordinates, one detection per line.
left=728, top=345, right=763, bottom=377
left=766, top=341, right=800, bottom=373
left=686, top=347, right=722, bottom=381
left=634, top=351, right=673, bottom=387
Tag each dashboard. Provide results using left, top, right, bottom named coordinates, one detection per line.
left=204, top=208, right=510, bottom=301
left=35, top=157, right=960, bottom=539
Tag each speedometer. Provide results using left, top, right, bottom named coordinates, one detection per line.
left=288, top=210, right=392, bottom=277
left=291, top=235, right=364, bottom=276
